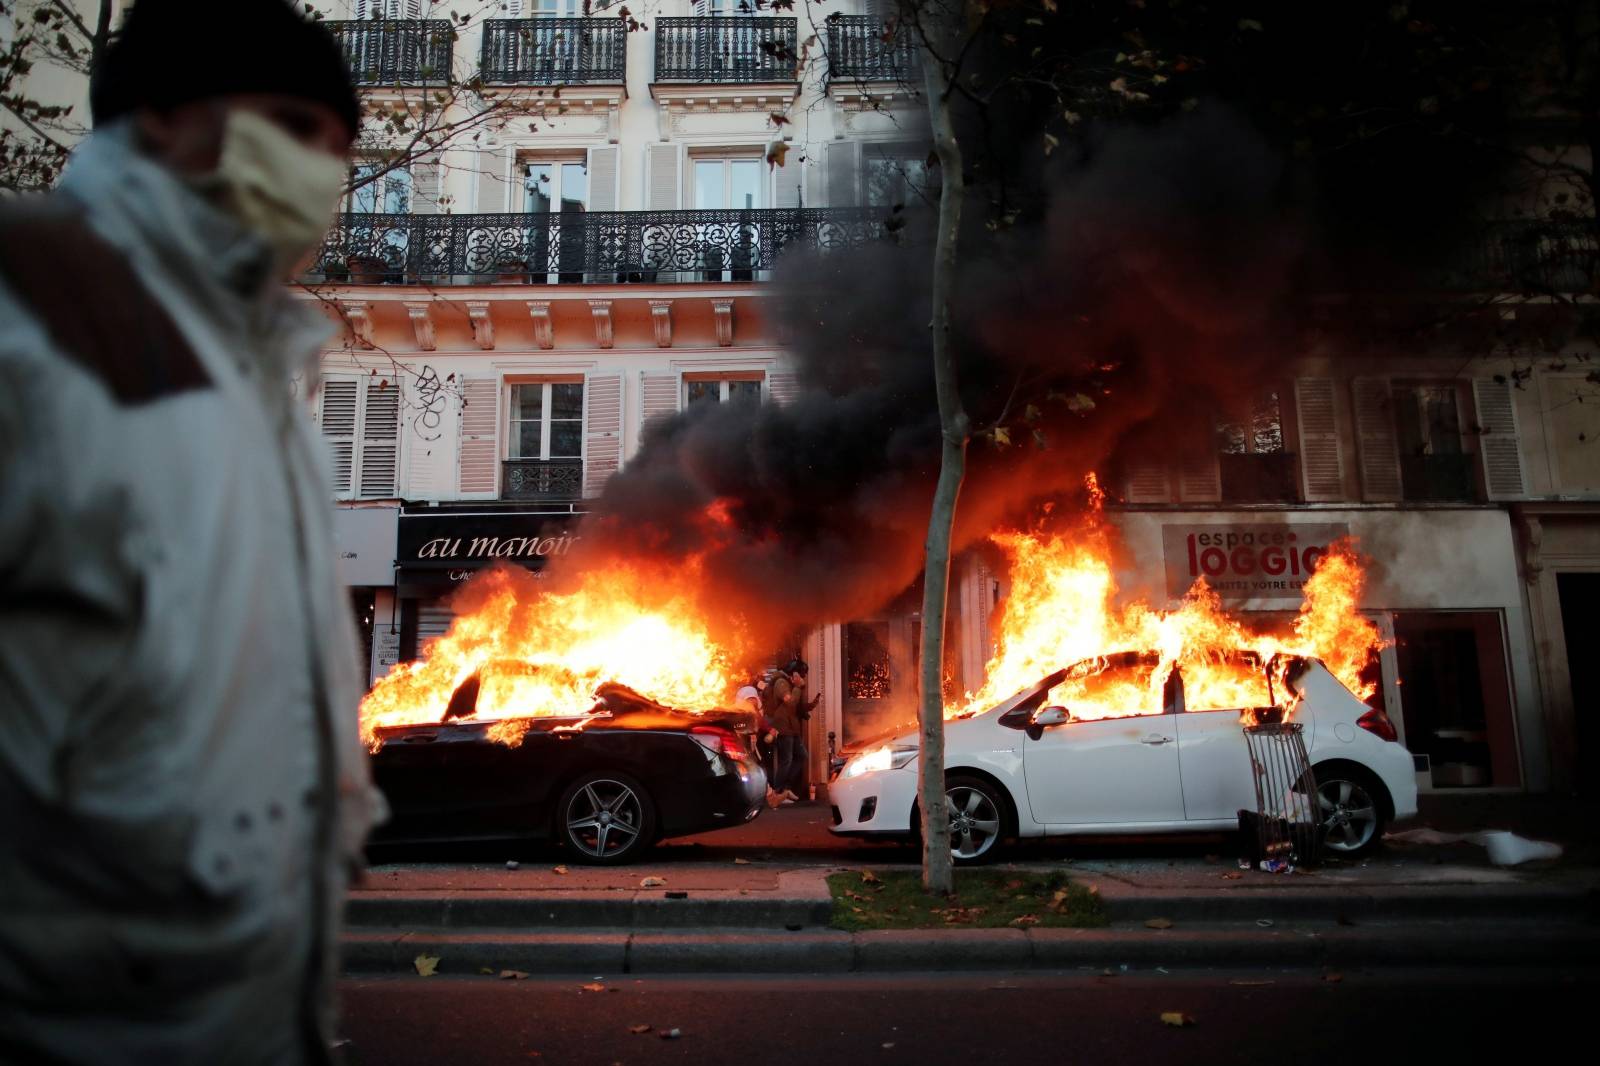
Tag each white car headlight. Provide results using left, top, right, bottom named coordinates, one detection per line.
left=841, top=745, right=918, bottom=779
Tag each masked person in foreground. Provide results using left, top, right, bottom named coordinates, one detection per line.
left=0, top=2, right=384, bottom=1062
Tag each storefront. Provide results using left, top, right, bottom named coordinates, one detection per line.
left=333, top=504, right=400, bottom=688
left=1111, top=507, right=1545, bottom=793
left=389, top=507, right=586, bottom=676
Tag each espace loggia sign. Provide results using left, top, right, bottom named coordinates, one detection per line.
left=1161, top=523, right=1349, bottom=600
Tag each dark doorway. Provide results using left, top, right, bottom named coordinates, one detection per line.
left=1393, top=611, right=1519, bottom=788
left=1557, top=573, right=1599, bottom=795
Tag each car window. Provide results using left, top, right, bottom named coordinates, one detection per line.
left=1178, top=650, right=1271, bottom=712
left=1049, top=652, right=1168, bottom=721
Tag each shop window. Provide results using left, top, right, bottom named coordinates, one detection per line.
left=505, top=381, right=584, bottom=501
left=1215, top=387, right=1297, bottom=503
left=1394, top=383, right=1476, bottom=502
left=1394, top=611, right=1519, bottom=788
left=684, top=374, right=764, bottom=408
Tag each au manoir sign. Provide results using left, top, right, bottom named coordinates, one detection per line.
left=398, top=513, right=582, bottom=569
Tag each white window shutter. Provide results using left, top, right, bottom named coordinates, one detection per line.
left=1124, top=462, right=1171, bottom=504
left=319, top=378, right=359, bottom=498
left=584, top=373, right=624, bottom=498
left=827, top=141, right=860, bottom=207
left=1295, top=377, right=1344, bottom=501
left=773, top=146, right=802, bottom=209
left=355, top=0, right=369, bottom=18
left=1351, top=377, right=1403, bottom=502
left=1473, top=378, right=1527, bottom=499
left=507, top=0, right=525, bottom=14
left=457, top=378, right=500, bottom=497
left=1176, top=419, right=1220, bottom=502
left=412, top=152, right=442, bottom=215
left=640, top=371, right=682, bottom=431
left=646, top=143, right=682, bottom=210
left=404, top=1, right=422, bottom=19
left=587, top=146, right=620, bottom=211
left=766, top=371, right=798, bottom=405
left=358, top=380, right=401, bottom=498
left=476, top=147, right=507, bottom=213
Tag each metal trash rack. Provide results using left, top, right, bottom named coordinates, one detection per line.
left=1240, top=719, right=1323, bottom=869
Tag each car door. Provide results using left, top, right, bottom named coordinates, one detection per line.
left=1021, top=691, right=1186, bottom=827
left=1173, top=664, right=1278, bottom=823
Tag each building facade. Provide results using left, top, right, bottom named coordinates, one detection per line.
left=306, top=2, right=1597, bottom=796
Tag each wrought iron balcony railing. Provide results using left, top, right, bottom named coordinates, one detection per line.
left=654, top=17, right=798, bottom=83
left=480, top=18, right=625, bottom=85
left=827, top=15, right=920, bottom=83
left=306, top=208, right=887, bottom=286
left=328, top=19, right=454, bottom=87
left=1446, top=219, right=1597, bottom=294
left=503, top=458, right=583, bottom=502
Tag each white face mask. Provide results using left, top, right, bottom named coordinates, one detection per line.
left=188, top=109, right=348, bottom=277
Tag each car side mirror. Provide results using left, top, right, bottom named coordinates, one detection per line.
left=1032, top=706, right=1071, bottom=727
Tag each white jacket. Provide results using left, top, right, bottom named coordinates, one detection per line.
left=0, top=124, right=381, bottom=1065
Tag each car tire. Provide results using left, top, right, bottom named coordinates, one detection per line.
left=944, top=774, right=1009, bottom=866
left=557, top=770, right=657, bottom=865
left=1310, top=762, right=1388, bottom=859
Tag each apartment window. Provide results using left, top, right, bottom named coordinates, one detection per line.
left=1395, top=383, right=1474, bottom=501
left=685, top=375, right=764, bottom=408
left=349, top=163, right=413, bottom=214
left=519, top=159, right=588, bottom=281
left=510, top=382, right=584, bottom=460
left=511, top=0, right=582, bottom=13
left=1213, top=388, right=1295, bottom=502
left=524, top=160, right=588, bottom=213
left=696, top=0, right=759, bottom=14
left=693, top=157, right=763, bottom=210
left=862, top=143, right=931, bottom=209
left=692, top=156, right=763, bottom=280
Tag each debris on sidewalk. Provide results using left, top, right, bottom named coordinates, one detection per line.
left=413, top=954, right=440, bottom=977
left=1159, top=1012, right=1196, bottom=1027
left=1144, top=917, right=1174, bottom=929
left=628, top=1025, right=652, bottom=1035
left=640, top=876, right=667, bottom=888
left=505, top=860, right=519, bottom=870
left=1386, top=828, right=1563, bottom=865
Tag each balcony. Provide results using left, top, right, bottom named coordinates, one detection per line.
left=1447, top=220, right=1597, bottom=294
left=1401, top=454, right=1478, bottom=502
left=306, top=208, right=886, bottom=286
left=1220, top=452, right=1300, bottom=503
left=503, top=459, right=583, bottom=503
left=328, top=19, right=453, bottom=87
left=827, top=15, right=920, bottom=83
left=654, top=17, right=798, bottom=84
left=480, top=19, right=625, bottom=85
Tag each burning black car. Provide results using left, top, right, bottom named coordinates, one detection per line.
left=367, top=675, right=765, bottom=864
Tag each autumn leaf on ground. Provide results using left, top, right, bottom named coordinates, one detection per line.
left=500, top=970, right=530, bottom=980
left=413, top=954, right=440, bottom=977
left=1008, top=914, right=1040, bottom=928
left=552, top=865, right=569, bottom=875
left=479, top=967, right=496, bottom=975
left=733, top=858, right=752, bottom=865
left=1160, top=1012, right=1196, bottom=1027
left=1324, top=972, right=1345, bottom=984
left=581, top=983, right=607, bottom=993
left=640, top=877, right=667, bottom=888
left=860, top=870, right=881, bottom=884
left=1229, top=979, right=1274, bottom=987
left=1145, top=917, right=1175, bottom=930
left=628, top=1025, right=652, bottom=1035
left=1005, top=880, right=1024, bottom=890
left=1222, top=872, right=1243, bottom=880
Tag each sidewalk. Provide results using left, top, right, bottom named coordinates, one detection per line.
left=345, top=797, right=1599, bottom=975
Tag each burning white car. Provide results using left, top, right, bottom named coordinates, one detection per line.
left=828, top=651, right=1417, bottom=863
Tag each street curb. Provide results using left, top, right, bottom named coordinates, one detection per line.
left=1087, top=882, right=1599, bottom=923
left=340, top=921, right=1600, bottom=976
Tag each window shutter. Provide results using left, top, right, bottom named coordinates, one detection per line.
left=319, top=378, right=358, bottom=497
left=358, top=380, right=401, bottom=497
left=457, top=377, right=500, bottom=497
left=404, top=1, right=423, bottom=19
left=1123, top=462, right=1171, bottom=504
left=827, top=141, right=860, bottom=207
left=1351, top=377, right=1403, bottom=501
left=412, top=152, right=442, bottom=215
left=583, top=373, right=623, bottom=498
left=646, top=143, right=682, bottom=210
left=587, top=145, right=620, bottom=211
left=355, top=0, right=369, bottom=18
left=1473, top=377, right=1527, bottom=499
left=640, top=371, right=681, bottom=431
left=507, top=0, right=525, bottom=14
left=1294, top=377, right=1344, bottom=501
left=1176, top=417, right=1220, bottom=502
left=766, top=371, right=798, bottom=405
left=476, top=147, right=507, bottom=213
left=773, top=146, right=802, bottom=209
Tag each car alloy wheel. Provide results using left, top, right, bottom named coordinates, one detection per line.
left=1317, top=776, right=1380, bottom=854
left=946, top=781, right=1003, bottom=862
left=564, top=776, right=647, bottom=862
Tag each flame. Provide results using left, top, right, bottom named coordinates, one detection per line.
left=358, top=561, right=740, bottom=749
left=954, top=498, right=1383, bottom=721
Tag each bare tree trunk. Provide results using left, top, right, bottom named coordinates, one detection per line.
left=914, top=1, right=969, bottom=897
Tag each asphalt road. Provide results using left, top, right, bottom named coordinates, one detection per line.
left=338, top=967, right=1591, bottom=1065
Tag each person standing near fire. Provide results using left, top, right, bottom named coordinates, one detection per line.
left=770, top=659, right=821, bottom=804
left=0, top=2, right=382, bottom=1064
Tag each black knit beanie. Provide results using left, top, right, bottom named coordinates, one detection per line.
left=91, top=0, right=362, bottom=142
